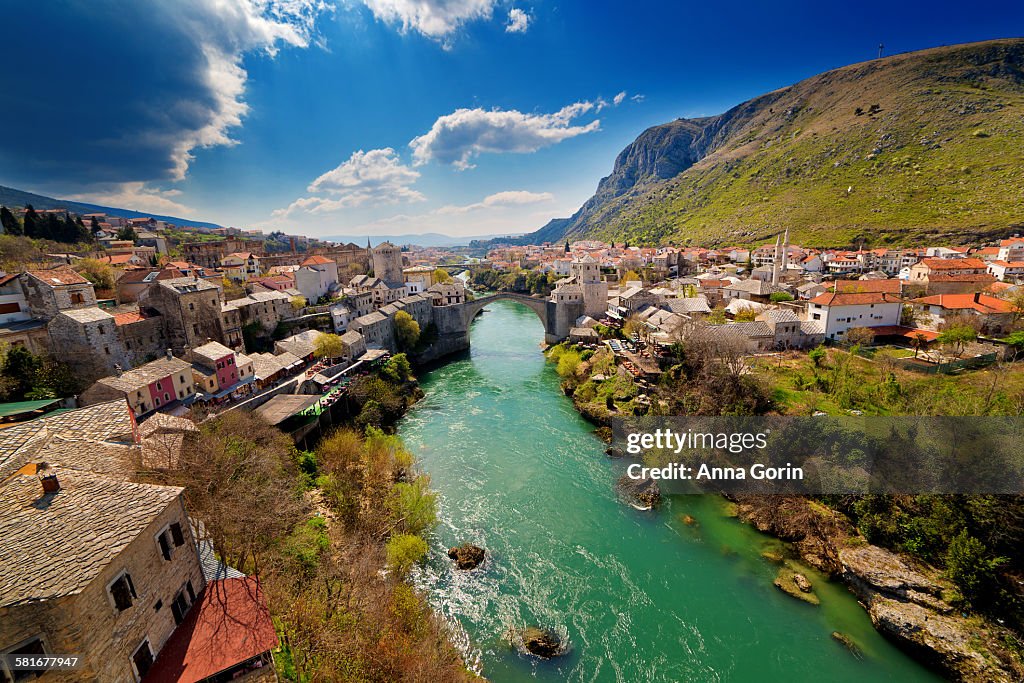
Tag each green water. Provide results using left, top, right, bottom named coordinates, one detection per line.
left=399, top=300, right=940, bottom=683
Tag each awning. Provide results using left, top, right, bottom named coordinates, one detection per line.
left=253, top=394, right=321, bottom=426
left=0, top=398, right=62, bottom=419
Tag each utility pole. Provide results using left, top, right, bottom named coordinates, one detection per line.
left=878, top=43, right=884, bottom=59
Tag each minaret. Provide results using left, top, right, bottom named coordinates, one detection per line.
left=771, top=234, right=781, bottom=285
left=780, top=228, right=790, bottom=276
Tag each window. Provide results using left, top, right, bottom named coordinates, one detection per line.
left=1, top=636, right=47, bottom=682
left=189, top=302, right=195, bottom=310
left=70, top=292, right=84, bottom=304
left=131, top=640, right=154, bottom=680
left=108, top=572, right=137, bottom=611
left=0, top=302, right=20, bottom=314
left=98, top=324, right=105, bottom=335
left=164, top=392, right=170, bottom=402
left=170, top=522, right=185, bottom=546
left=170, top=580, right=196, bottom=625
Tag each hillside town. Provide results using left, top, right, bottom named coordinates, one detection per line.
left=3, top=205, right=1024, bottom=681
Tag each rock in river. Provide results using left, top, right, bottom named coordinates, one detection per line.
left=616, top=474, right=661, bottom=510
left=522, top=627, right=564, bottom=658
left=773, top=566, right=820, bottom=605
left=448, top=543, right=485, bottom=570
left=831, top=631, right=864, bottom=660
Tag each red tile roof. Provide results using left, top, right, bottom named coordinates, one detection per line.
left=25, top=267, right=89, bottom=286
left=809, top=292, right=903, bottom=306
left=912, top=293, right=1018, bottom=314
left=113, top=310, right=147, bottom=326
left=919, top=257, right=987, bottom=271
left=301, top=255, right=333, bottom=266
left=144, top=577, right=277, bottom=683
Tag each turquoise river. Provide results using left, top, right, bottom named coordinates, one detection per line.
left=399, top=299, right=939, bottom=683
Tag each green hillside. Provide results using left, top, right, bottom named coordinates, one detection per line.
left=542, top=38, right=1024, bottom=248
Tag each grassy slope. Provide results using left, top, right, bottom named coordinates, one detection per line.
left=569, top=39, right=1024, bottom=247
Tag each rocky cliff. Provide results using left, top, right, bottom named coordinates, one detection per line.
left=528, top=38, right=1024, bottom=247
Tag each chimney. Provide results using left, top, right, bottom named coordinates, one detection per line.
left=38, top=464, right=60, bottom=494
left=166, top=348, right=173, bottom=360
left=974, top=292, right=981, bottom=303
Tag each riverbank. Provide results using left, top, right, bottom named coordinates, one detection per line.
left=543, top=340, right=1024, bottom=681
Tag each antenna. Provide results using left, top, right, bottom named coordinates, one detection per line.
left=878, top=43, right=884, bottom=59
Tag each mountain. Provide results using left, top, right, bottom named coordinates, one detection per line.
left=0, top=185, right=221, bottom=229
left=326, top=232, right=526, bottom=248
left=525, top=38, right=1024, bottom=248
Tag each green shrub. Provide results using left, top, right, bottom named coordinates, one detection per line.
left=386, top=533, right=428, bottom=576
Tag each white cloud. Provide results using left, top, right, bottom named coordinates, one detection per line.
left=613, top=91, right=626, bottom=106
left=410, top=102, right=601, bottom=169
left=67, top=183, right=193, bottom=216
left=631, top=93, right=645, bottom=103
left=341, top=189, right=564, bottom=237
left=361, top=0, right=495, bottom=41
left=157, top=0, right=331, bottom=181
left=435, top=189, right=553, bottom=214
left=274, top=148, right=425, bottom=218
left=505, top=8, right=529, bottom=33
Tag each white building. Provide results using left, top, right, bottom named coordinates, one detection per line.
left=294, top=255, right=339, bottom=303
left=806, top=291, right=904, bottom=341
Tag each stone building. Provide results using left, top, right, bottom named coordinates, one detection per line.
left=19, top=267, right=97, bottom=319
left=569, top=255, right=609, bottom=318
left=47, top=307, right=132, bottom=384
left=427, top=282, right=466, bottom=306
left=139, top=277, right=226, bottom=353
left=181, top=238, right=261, bottom=270
left=0, top=467, right=206, bottom=682
left=0, top=400, right=276, bottom=683
left=372, top=241, right=405, bottom=286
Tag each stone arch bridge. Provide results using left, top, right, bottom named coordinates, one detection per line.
left=432, top=292, right=583, bottom=348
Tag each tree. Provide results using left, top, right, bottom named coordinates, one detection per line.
left=432, top=268, right=452, bottom=284
left=22, top=205, right=39, bottom=238
left=622, top=270, right=641, bottom=284
left=707, top=307, right=727, bottom=324
left=0, top=348, right=41, bottom=401
left=116, top=225, right=137, bottom=242
left=75, top=258, right=115, bottom=290
left=769, top=291, right=795, bottom=303
left=0, top=206, right=21, bottom=236
left=844, top=327, right=876, bottom=348
left=937, top=324, right=976, bottom=359
left=382, top=353, right=413, bottom=383
left=1003, top=331, right=1024, bottom=361
left=290, top=295, right=306, bottom=311
left=622, top=315, right=644, bottom=340
left=89, top=215, right=101, bottom=233
left=945, top=530, right=1004, bottom=606
left=910, top=332, right=930, bottom=359
left=394, top=310, right=420, bottom=350
left=314, top=332, right=345, bottom=360
left=733, top=307, right=759, bottom=322
left=809, top=345, right=826, bottom=367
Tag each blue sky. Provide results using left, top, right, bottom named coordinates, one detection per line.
left=1, top=1, right=1022, bottom=238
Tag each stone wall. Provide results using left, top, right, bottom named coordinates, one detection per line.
left=47, top=313, right=131, bottom=384
left=0, top=497, right=205, bottom=682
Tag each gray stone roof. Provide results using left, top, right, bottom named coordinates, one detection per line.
left=158, top=277, right=218, bottom=293
left=664, top=297, right=711, bottom=314
left=58, top=307, right=114, bottom=323
left=0, top=400, right=137, bottom=479
left=800, top=320, right=826, bottom=335
left=758, top=309, right=801, bottom=324
left=93, top=356, right=193, bottom=393
left=0, top=468, right=182, bottom=606
left=724, top=279, right=784, bottom=295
